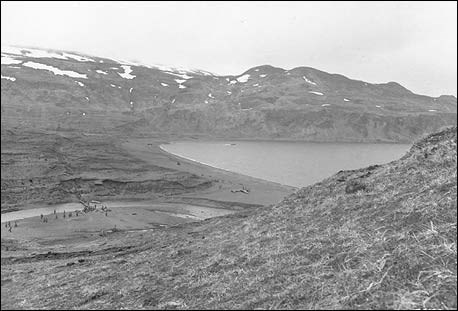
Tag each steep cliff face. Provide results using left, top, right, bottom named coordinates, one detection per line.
left=2, top=46, right=456, bottom=142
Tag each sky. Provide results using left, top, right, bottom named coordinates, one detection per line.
left=1, top=1, right=457, bottom=97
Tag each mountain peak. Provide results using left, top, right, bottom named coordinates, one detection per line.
left=244, top=65, right=286, bottom=75
left=1, top=46, right=456, bottom=142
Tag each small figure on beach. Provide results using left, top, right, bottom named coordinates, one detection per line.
left=69, top=212, right=72, bottom=218
left=105, top=211, right=108, bottom=217
left=8, top=226, right=12, bottom=232
left=4, top=222, right=7, bottom=228
left=14, top=221, right=17, bottom=228
left=54, top=209, right=56, bottom=214
left=40, top=214, right=43, bottom=220
left=63, top=211, right=66, bottom=218
left=55, top=214, right=58, bottom=219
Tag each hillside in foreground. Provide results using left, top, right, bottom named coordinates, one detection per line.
left=2, top=127, right=456, bottom=309
left=2, top=46, right=456, bottom=142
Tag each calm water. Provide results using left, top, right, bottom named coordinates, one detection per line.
left=161, top=141, right=411, bottom=187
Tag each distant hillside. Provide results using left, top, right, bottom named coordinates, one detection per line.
left=2, top=127, right=456, bottom=309
left=1, top=46, right=456, bottom=142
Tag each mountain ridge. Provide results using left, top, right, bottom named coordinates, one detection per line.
left=2, top=46, right=456, bottom=142
left=3, top=45, right=457, bottom=98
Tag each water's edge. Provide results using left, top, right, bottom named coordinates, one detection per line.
left=159, top=143, right=296, bottom=188
left=159, top=140, right=411, bottom=188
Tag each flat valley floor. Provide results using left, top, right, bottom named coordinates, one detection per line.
left=1, top=129, right=295, bottom=246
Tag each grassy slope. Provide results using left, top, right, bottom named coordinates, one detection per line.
left=1, top=127, right=457, bottom=309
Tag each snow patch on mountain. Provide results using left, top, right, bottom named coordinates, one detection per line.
left=62, top=52, right=95, bottom=62
left=1, top=46, right=217, bottom=79
left=118, top=65, right=135, bottom=79
left=174, top=79, right=187, bottom=89
left=309, top=91, right=324, bottom=96
left=428, top=109, right=437, bottom=112
left=208, top=93, right=215, bottom=98
left=96, top=70, right=108, bottom=75
left=167, top=72, right=193, bottom=80
left=1, top=55, right=22, bottom=65
left=1, top=75, right=16, bottom=81
left=103, top=58, right=210, bottom=77
left=237, top=74, right=250, bottom=83
left=2, top=46, right=67, bottom=60
left=259, top=74, right=267, bottom=78
left=344, top=98, right=350, bottom=102
left=161, top=83, right=169, bottom=87
left=303, top=76, right=317, bottom=85
left=152, top=63, right=212, bottom=77
left=76, top=81, right=85, bottom=87
left=2, top=46, right=95, bottom=62
left=322, top=104, right=330, bottom=107
left=23, top=61, right=88, bottom=79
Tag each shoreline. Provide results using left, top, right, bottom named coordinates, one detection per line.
left=158, top=143, right=297, bottom=189
left=120, top=138, right=297, bottom=207
left=1, top=136, right=296, bottom=241
left=159, top=136, right=413, bottom=145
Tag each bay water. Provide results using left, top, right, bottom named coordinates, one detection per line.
left=161, top=140, right=411, bottom=187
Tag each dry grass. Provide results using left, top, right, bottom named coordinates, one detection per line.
left=1, top=127, right=456, bottom=309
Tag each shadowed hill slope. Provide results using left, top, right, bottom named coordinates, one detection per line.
left=2, top=127, right=456, bottom=309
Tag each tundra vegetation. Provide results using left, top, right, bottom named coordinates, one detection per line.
left=1, top=127, right=456, bottom=309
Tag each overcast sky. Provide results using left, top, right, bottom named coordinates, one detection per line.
left=1, top=1, right=456, bottom=97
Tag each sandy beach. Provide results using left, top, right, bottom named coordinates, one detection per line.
left=1, top=135, right=296, bottom=244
